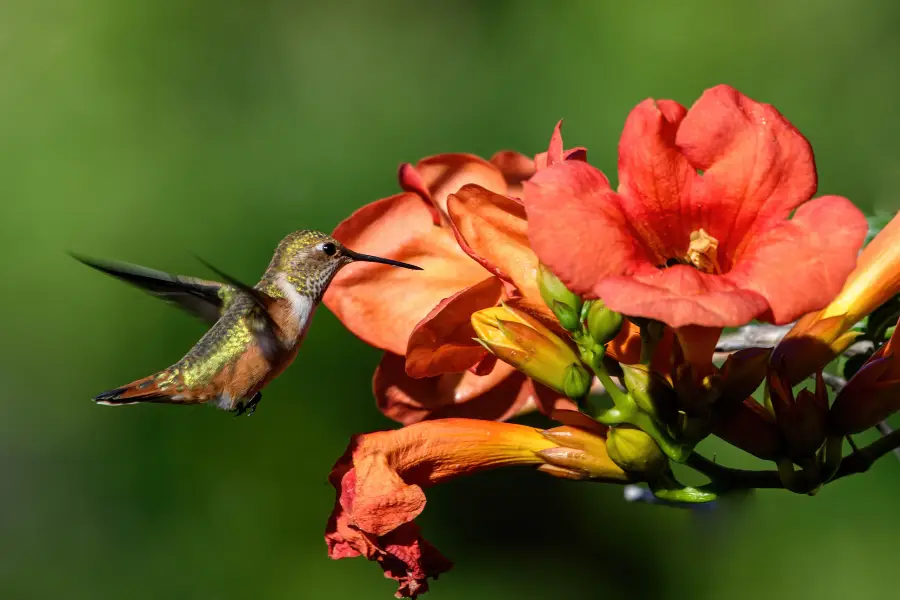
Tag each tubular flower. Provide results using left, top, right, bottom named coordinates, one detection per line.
left=830, top=318, right=900, bottom=435
left=325, top=418, right=627, bottom=598
left=524, top=84, right=868, bottom=332
left=325, top=127, right=617, bottom=424
left=773, top=210, right=900, bottom=383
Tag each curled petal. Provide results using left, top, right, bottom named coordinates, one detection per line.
left=374, top=353, right=537, bottom=424
left=398, top=163, right=442, bottom=225
left=403, top=154, right=508, bottom=218
left=405, top=277, right=504, bottom=378
left=448, top=184, right=543, bottom=303
left=534, top=120, right=588, bottom=171
left=326, top=194, right=487, bottom=355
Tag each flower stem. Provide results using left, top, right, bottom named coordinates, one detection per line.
left=681, top=427, right=900, bottom=495
left=584, top=353, right=690, bottom=463
left=649, top=471, right=718, bottom=503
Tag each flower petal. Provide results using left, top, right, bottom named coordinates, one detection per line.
left=448, top=184, right=544, bottom=303
left=490, top=150, right=535, bottom=198
left=398, top=163, right=442, bottom=225
left=326, top=445, right=452, bottom=598
left=616, top=98, right=692, bottom=262
left=821, top=210, right=900, bottom=323
left=402, top=153, right=509, bottom=218
left=525, top=161, right=646, bottom=299
left=596, top=265, right=770, bottom=328
left=725, top=195, right=868, bottom=324
left=405, top=277, right=504, bottom=378
left=374, top=352, right=537, bottom=424
left=677, top=85, right=818, bottom=261
left=325, top=418, right=623, bottom=595
left=325, top=194, right=488, bottom=355
left=534, top=120, right=588, bottom=171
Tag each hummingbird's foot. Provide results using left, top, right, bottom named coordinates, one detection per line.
left=242, top=392, right=263, bottom=417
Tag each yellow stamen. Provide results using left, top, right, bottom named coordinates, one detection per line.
left=686, top=229, right=721, bottom=274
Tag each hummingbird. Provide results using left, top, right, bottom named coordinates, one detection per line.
left=72, top=230, right=421, bottom=416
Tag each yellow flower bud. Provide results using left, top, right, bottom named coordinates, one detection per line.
left=605, top=425, right=668, bottom=476
left=471, top=304, right=591, bottom=397
left=538, top=426, right=631, bottom=482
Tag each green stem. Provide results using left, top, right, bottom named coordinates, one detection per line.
left=682, top=427, right=900, bottom=494
left=583, top=348, right=690, bottom=463
left=649, top=471, right=718, bottom=503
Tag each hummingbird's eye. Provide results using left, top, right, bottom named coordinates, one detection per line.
left=321, top=242, right=337, bottom=256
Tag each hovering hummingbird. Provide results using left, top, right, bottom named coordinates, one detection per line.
left=73, top=230, right=421, bottom=416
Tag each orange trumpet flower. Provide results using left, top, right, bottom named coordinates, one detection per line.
left=325, top=417, right=628, bottom=598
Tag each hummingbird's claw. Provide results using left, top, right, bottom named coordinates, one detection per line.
left=233, top=392, right=262, bottom=417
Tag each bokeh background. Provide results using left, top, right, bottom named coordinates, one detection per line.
left=3, top=1, right=900, bottom=598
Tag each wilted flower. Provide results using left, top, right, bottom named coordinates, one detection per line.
left=325, top=418, right=627, bottom=598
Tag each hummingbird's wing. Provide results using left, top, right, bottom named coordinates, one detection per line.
left=193, top=256, right=287, bottom=363
left=70, top=253, right=231, bottom=324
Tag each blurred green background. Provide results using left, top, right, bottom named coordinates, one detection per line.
left=2, top=0, right=900, bottom=598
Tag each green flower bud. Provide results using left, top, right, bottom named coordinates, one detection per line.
left=586, top=300, right=623, bottom=345
left=605, top=425, right=668, bottom=476
left=563, top=363, right=592, bottom=399
left=621, top=364, right=677, bottom=421
left=537, top=263, right=583, bottom=331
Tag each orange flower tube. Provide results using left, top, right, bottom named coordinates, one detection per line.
left=325, top=418, right=627, bottom=598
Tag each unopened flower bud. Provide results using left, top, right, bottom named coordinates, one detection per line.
left=472, top=304, right=590, bottom=398
left=537, top=263, right=583, bottom=331
left=717, top=348, right=771, bottom=409
left=771, top=313, right=860, bottom=385
left=830, top=318, right=900, bottom=435
left=536, top=426, right=630, bottom=481
left=620, top=364, right=677, bottom=421
left=586, top=300, right=624, bottom=345
left=766, top=367, right=828, bottom=458
left=605, top=425, right=668, bottom=476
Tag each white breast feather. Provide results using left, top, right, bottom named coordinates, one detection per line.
left=276, top=273, right=315, bottom=334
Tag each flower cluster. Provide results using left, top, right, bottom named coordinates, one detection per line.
left=322, top=84, right=900, bottom=597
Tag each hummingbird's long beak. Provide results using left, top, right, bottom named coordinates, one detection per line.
left=344, top=248, right=423, bottom=270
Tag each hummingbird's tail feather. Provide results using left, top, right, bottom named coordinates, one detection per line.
left=92, top=372, right=201, bottom=406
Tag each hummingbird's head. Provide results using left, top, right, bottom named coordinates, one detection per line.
left=270, top=230, right=422, bottom=299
